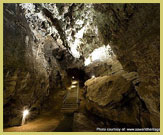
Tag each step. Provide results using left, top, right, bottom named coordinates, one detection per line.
left=62, top=104, right=78, bottom=106
left=64, top=101, right=77, bottom=104
left=61, top=109, right=77, bottom=113
left=61, top=107, right=78, bottom=110
left=66, top=96, right=77, bottom=98
left=64, top=98, right=77, bottom=101
left=62, top=105, right=78, bottom=108
left=67, top=93, right=77, bottom=95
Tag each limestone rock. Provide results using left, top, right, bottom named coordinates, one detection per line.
left=3, top=4, right=67, bottom=127
left=84, top=74, right=151, bottom=127
left=3, top=3, right=159, bottom=129
left=93, top=4, right=160, bottom=127
left=84, top=57, right=124, bottom=77
left=85, top=75, right=134, bottom=106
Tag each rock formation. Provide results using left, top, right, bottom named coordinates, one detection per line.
left=3, top=3, right=160, bottom=130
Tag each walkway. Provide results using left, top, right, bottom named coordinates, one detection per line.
left=54, top=80, right=79, bottom=131
left=61, top=80, right=79, bottom=113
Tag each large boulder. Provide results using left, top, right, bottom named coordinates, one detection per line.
left=84, top=74, right=151, bottom=127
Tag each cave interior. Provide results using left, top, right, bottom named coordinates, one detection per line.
left=3, top=3, right=160, bottom=132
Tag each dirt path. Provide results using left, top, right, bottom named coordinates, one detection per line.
left=4, top=112, right=63, bottom=132
left=4, top=85, right=84, bottom=132
left=54, top=113, right=74, bottom=132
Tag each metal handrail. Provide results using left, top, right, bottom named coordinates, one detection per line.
left=63, top=90, right=69, bottom=103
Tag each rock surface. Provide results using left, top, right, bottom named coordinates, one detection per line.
left=3, top=4, right=68, bottom=127
left=84, top=57, right=124, bottom=78
left=84, top=74, right=151, bottom=127
left=93, top=4, right=160, bottom=127
left=73, top=113, right=97, bottom=132
left=3, top=3, right=160, bottom=129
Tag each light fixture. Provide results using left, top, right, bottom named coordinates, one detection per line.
left=23, top=109, right=29, bottom=118
left=72, top=81, right=78, bottom=84
left=21, top=109, right=29, bottom=125
left=71, top=85, right=76, bottom=88
left=92, top=75, right=95, bottom=78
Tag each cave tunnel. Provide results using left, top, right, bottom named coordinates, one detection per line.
left=66, top=68, right=89, bottom=87
left=3, top=3, right=160, bottom=132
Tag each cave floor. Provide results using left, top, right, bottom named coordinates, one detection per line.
left=4, top=86, right=85, bottom=132
left=4, top=112, right=63, bottom=132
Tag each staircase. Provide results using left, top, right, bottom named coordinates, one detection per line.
left=61, top=80, right=79, bottom=113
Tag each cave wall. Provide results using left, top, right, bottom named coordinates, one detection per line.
left=3, top=4, right=68, bottom=127
left=3, top=4, right=49, bottom=127
left=93, top=4, right=160, bottom=127
left=3, top=4, right=91, bottom=127
left=84, top=56, right=124, bottom=77
left=3, top=3, right=160, bottom=129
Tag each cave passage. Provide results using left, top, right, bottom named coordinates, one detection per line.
left=3, top=3, right=160, bottom=132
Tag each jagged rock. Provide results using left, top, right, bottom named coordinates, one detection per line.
left=3, top=3, right=159, bottom=129
left=3, top=70, right=50, bottom=127
left=93, top=4, right=160, bottom=127
left=85, top=57, right=124, bottom=77
left=3, top=4, right=67, bottom=127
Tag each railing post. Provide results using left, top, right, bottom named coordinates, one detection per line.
left=77, top=82, right=79, bottom=104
